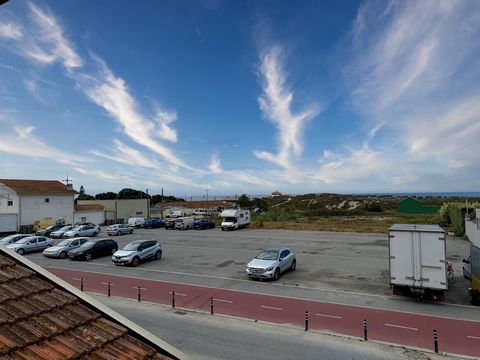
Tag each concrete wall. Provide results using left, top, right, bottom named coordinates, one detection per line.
left=74, top=210, right=105, bottom=225
left=0, top=186, right=19, bottom=215
left=20, top=195, right=74, bottom=226
left=466, top=209, right=480, bottom=243
left=77, top=199, right=150, bottom=222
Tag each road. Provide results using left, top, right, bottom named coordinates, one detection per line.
left=95, top=294, right=456, bottom=360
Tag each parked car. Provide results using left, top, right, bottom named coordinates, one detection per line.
left=128, top=217, right=145, bottom=228
left=43, top=237, right=89, bottom=258
left=194, top=219, right=215, bottom=230
left=246, top=247, right=296, bottom=281
left=144, top=219, right=165, bottom=229
left=7, top=236, right=53, bottom=255
left=107, top=224, right=134, bottom=236
left=164, top=219, right=176, bottom=230
left=174, top=217, right=194, bottom=230
left=112, top=240, right=162, bottom=267
left=68, top=238, right=118, bottom=261
left=64, top=224, right=100, bottom=238
left=0, top=234, right=32, bottom=246
left=35, top=224, right=66, bottom=237
left=50, top=225, right=76, bottom=239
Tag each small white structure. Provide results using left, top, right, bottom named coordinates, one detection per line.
left=0, top=179, right=75, bottom=231
left=465, top=209, right=480, bottom=243
left=220, top=209, right=250, bottom=231
left=74, top=204, right=105, bottom=225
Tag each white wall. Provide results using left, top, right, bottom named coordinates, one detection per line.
left=0, top=185, right=19, bottom=215
left=74, top=210, right=104, bottom=225
left=20, top=195, right=74, bottom=225
left=465, top=209, right=480, bottom=243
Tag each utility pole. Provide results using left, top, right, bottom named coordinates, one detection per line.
left=160, top=188, right=164, bottom=219
left=146, top=188, right=150, bottom=219
left=206, top=188, right=209, bottom=201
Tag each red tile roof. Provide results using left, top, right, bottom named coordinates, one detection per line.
left=75, top=204, right=105, bottom=212
left=157, top=200, right=234, bottom=209
left=0, top=179, right=75, bottom=195
left=0, top=250, right=185, bottom=359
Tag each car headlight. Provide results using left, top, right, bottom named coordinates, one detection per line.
left=266, top=266, right=274, bottom=271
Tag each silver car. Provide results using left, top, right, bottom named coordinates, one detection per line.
left=0, top=234, right=32, bottom=246
left=112, top=240, right=162, bottom=267
left=50, top=225, right=76, bottom=239
left=7, top=236, right=53, bottom=255
left=43, top=237, right=90, bottom=258
left=64, top=224, right=100, bottom=238
left=107, top=224, right=134, bottom=236
left=246, top=247, right=296, bottom=281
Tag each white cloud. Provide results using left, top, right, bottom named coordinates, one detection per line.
left=208, top=152, right=222, bottom=173
left=74, top=167, right=120, bottom=182
left=0, top=125, right=86, bottom=165
left=153, top=103, right=178, bottom=143
left=0, top=22, right=23, bottom=40
left=254, top=46, right=321, bottom=171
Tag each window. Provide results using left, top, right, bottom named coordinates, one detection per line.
left=280, top=250, right=290, bottom=259
left=45, top=198, right=50, bottom=203
left=7, top=200, right=13, bottom=206
left=38, top=238, right=46, bottom=243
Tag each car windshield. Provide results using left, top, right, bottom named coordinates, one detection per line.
left=57, top=239, right=72, bottom=247
left=79, top=241, right=95, bottom=249
left=15, top=237, right=32, bottom=244
left=122, top=242, right=142, bottom=251
left=256, top=250, right=279, bottom=261
left=57, top=226, right=70, bottom=232
left=0, top=235, right=17, bottom=242
left=70, top=226, right=82, bottom=231
left=224, top=217, right=237, bottom=222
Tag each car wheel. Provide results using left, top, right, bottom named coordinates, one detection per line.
left=74, top=234, right=79, bottom=237
left=92, top=232, right=97, bottom=237
left=186, top=226, right=190, bottom=230
left=59, top=251, right=67, bottom=259
left=131, top=257, right=140, bottom=267
left=85, top=253, right=92, bottom=261
left=130, top=229, right=133, bottom=234
left=17, top=248, right=25, bottom=255
left=155, top=251, right=162, bottom=260
left=273, top=268, right=280, bottom=281
left=290, top=259, right=296, bottom=271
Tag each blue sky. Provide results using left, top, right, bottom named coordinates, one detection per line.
left=0, top=0, right=479, bottom=197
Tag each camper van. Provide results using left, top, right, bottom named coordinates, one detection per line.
left=220, top=209, right=250, bottom=231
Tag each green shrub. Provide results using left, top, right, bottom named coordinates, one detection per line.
left=364, top=201, right=383, bottom=212
left=438, top=203, right=464, bottom=236
left=253, top=207, right=297, bottom=222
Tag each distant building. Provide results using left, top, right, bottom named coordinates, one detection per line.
left=77, top=199, right=149, bottom=224
left=271, top=191, right=282, bottom=197
left=74, top=204, right=105, bottom=224
left=465, top=209, right=480, bottom=243
left=396, top=197, right=440, bottom=214
left=0, top=179, right=75, bottom=231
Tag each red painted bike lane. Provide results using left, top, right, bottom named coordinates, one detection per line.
left=46, top=266, right=480, bottom=357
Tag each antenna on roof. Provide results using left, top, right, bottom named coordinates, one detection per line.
left=63, top=173, right=73, bottom=190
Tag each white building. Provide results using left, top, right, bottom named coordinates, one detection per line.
left=74, top=204, right=105, bottom=225
left=465, top=209, right=480, bottom=243
left=0, top=179, right=75, bottom=231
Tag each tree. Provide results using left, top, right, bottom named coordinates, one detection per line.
left=76, top=185, right=94, bottom=201
left=150, top=194, right=185, bottom=205
left=238, top=194, right=251, bottom=208
left=95, top=192, right=118, bottom=200
left=117, top=188, right=150, bottom=199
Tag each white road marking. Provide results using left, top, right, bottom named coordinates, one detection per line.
left=316, top=313, right=342, bottom=319
left=467, top=335, right=480, bottom=340
left=261, top=305, right=283, bottom=311
left=384, top=323, right=418, bottom=331
left=169, top=292, right=187, bottom=296
left=213, top=298, right=233, bottom=303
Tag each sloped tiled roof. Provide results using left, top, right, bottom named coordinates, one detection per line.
left=0, top=179, right=75, bottom=195
left=156, top=200, right=232, bottom=209
left=75, top=204, right=105, bottom=212
left=0, top=249, right=187, bottom=360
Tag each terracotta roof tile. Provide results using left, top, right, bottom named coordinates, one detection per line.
left=0, top=250, right=180, bottom=360
left=0, top=179, right=75, bottom=195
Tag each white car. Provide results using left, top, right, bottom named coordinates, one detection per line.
left=112, top=240, right=162, bottom=267
left=0, top=234, right=32, bottom=246
left=7, top=236, right=53, bottom=255
left=107, top=224, right=134, bottom=236
left=50, top=225, right=76, bottom=238
left=128, top=217, right=145, bottom=228
left=246, top=247, right=296, bottom=281
left=64, top=225, right=100, bottom=238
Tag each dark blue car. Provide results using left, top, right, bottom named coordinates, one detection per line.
left=194, top=219, right=215, bottom=230
left=144, top=219, right=165, bottom=229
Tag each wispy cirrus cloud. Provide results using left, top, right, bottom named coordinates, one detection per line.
left=0, top=22, right=23, bottom=40
left=253, top=46, right=321, bottom=177
left=208, top=152, right=222, bottom=174
left=0, top=125, right=86, bottom=165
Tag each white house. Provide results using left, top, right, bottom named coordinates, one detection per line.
left=74, top=204, right=105, bottom=225
left=0, top=179, right=75, bottom=231
left=465, top=209, right=480, bottom=243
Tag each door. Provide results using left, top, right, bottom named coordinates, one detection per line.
left=279, top=250, right=290, bottom=272
left=27, top=238, right=38, bottom=252
left=37, top=237, right=47, bottom=250
left=141, top=241, right=155, bottom=259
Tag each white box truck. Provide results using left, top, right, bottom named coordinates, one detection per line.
left=388, top=224, right=447, bottom=301
left=220, top=209, right=250, bottom=231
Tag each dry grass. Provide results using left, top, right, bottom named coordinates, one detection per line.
left=252, top=212, right=438, bottom=233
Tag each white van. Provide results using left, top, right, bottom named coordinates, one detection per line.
left=174, top=217, right=194, bottom=230
left=128, top=217, right=145, bottom=228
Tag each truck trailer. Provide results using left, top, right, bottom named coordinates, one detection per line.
left=388, top=224, right=447, bottom=301
left=220, top=209, right=250, bottom=231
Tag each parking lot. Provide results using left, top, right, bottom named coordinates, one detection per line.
left=24, top=226, right=473, bottom=306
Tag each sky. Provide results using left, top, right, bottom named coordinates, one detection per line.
left=0, top=0, right=479, bottom=197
